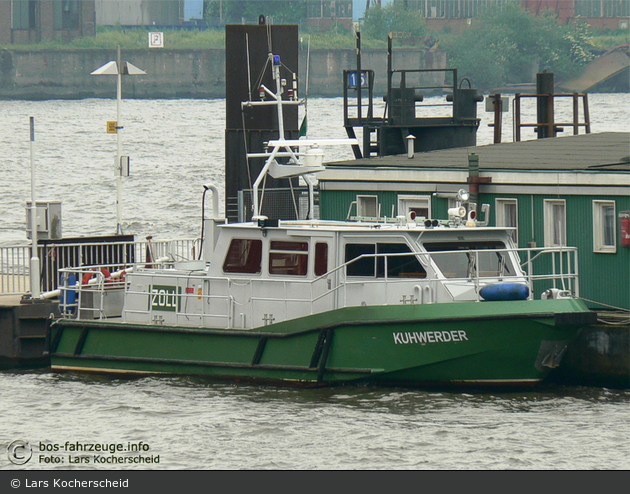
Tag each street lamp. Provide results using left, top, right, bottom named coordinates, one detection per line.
left=91, top=45, right=146, bottom=235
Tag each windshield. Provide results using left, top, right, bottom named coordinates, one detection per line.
left=345, top=242, right=427, bottom=278
left=424, top=241, right=516, bottom=279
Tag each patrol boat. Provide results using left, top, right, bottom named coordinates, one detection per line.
left=49, top=52, right=595, bottom=388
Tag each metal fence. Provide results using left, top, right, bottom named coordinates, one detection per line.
left=0, top=237, right=200, bottom=295
left=238, top=187, right=317, bottom=222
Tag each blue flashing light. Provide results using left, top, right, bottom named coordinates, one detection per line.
left=273, top=54, right=281, bottom=66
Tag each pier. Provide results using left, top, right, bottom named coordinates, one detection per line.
left=1, top=235, right=198, bottom=370
left=548, top=319, right=630, bottom=389
left=0, top=294, right=57, bottom=369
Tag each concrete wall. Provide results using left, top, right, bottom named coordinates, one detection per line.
left=0, top=47, right=446, bottom=100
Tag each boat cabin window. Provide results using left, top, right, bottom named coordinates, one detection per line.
left=357, top=195, right=379, bottom=218
left=315, top=242, right=328, bottom=276
left=345, top=243, right=426, bottom=278
left=269, top=241, right=308, bottom=276
left=424, top=241, right=516, bottom=279
left=222, top=239, right=263, bottom=274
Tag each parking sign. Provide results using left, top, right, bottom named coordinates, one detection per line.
left=149, top=32, right=164, bottom=48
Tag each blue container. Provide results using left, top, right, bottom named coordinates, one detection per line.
left=60, top=273, right=77, bottom=313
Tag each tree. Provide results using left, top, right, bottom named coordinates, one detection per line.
left=439, top=2, right=595, bottom=89
left=362, top=0, right=427, bottom=41
left=205, top=1, right=307, bottom=26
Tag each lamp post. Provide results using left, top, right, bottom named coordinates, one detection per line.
left=29, top=116, right=40, bottom=299
left=91, top=46, right=146, bottom=235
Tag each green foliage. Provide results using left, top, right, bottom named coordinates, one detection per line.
left=438, top=2, right=596, bottom=88
left=362, top=0, right=427, bottom=41
left=3, top=28, right=227, bottom=50
left=2, top=0, right=621, bottom=86
left=205, top=0, right=307, bottom=25
left=588, top=29, right=630, bottom=51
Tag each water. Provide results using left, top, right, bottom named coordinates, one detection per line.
left=2, top=371, right=629, bottom=470
left=1, top=93, right=628, bottom=244
left=1, top=94, right=629, bottom=470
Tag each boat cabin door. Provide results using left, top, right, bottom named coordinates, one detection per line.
left=310, top=234, right=338, bottom=314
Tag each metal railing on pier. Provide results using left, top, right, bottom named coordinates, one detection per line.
left=0, top=237, right=200, bottom=296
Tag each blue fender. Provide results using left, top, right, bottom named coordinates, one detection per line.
left=480, top=282, right=529, bottom=301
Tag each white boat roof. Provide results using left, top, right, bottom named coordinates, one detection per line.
left=217, top=219, right=513, bottom=235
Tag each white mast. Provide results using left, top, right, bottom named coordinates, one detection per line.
left=29, top=116, right=40, bottom=299
left=91, top=46, right=146, bottom=235
left=243, top=53, right=357, bottom=221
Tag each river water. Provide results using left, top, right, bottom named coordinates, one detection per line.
left=1, top=93, right=628, bottom=244
left=1, top=94, right=629, bottom=471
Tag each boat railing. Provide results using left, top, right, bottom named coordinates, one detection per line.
left=518, top=246, right=579, bottom=296
left=1, top=237, right=199, bottom=296
left=55, top=244, right=579, bottom=327
left=57, top=258, right=179, bottom=319
left=315, top=245, right=579, bottom=306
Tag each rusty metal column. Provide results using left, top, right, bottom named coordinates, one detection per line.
left=536, top=71, right=555, bottom=139
left=468, top=153, right=479, bottom=208
left=572, top=93, right=579, bottom=135
left=583, top=94, right=591, bottom=133
left=467, top=153, right=491, bottom=209
left=491, top=93, right=502, bottom=144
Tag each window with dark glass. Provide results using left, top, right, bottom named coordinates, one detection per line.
left=345, top=244, right=376, bottom=277
left=54, top=0, right=80, bottom=29
left=222, top=239, right=262, bottom=274
left=345, top=243, right=426, bottom=278
left=13, top=0, right=37, bottom=29
left=269, top=241, right=308, bottom=276
left=377, top=243, right=427, bottom=278
left=314, top=243, right=328, bottom=276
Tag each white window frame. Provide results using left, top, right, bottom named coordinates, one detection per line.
left=593, top=200, right=616, bottom=253
left=495, top=198, right=518, bottom=244
left=356, top=195, right=379, bottom=218
left=544, top=199, right=567, bottom=247
left=398, top=195, right=432, bottom=220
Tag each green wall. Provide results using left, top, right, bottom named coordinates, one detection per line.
left=320, top=188, right=630, bottom=310
left=486, top=192, right=630, bottom=312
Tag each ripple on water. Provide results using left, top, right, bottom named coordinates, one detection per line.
left=1, top=95, right=629, bottom=469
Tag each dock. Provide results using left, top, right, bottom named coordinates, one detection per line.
left=548, top=320, right=629, bottom=389
left=0, top=294, right=58, bottom=370
left=1, top=235, right=196, bottom=371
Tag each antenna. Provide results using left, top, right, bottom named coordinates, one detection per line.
left=246, top=33, right=252, bottom=102
left=301, top=35, right=311, bottom=138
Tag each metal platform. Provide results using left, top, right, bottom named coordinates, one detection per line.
left=0, top=294, right=58, bottom=370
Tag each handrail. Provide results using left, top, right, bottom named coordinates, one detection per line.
left=56, top=244, right=580, bottom=328
left=513, top=92, right=590, bottom=141
left=0, top=238, right=199, bottom=296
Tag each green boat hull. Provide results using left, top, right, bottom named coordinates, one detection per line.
left=49, top=298, right=595, bottom=388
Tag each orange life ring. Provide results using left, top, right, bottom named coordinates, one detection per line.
left=82, top=267, right=112, bottom=286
